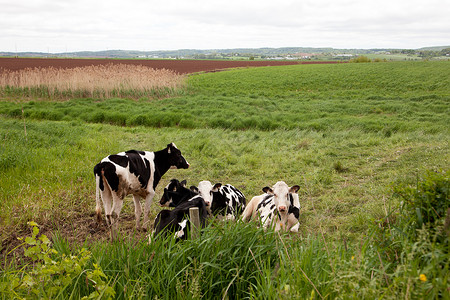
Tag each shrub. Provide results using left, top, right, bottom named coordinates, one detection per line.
left=350, top=56, right=372, bottom=63
left=394, top=169, right=449, bottom=233
left=0, top=222, right=115, bottom=299
left=333, top=161, right=349, bottom=173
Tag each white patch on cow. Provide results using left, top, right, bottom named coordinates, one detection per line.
left=175, top=219, right=188, bottom=238
left=188, top=195, right=203, bottom=202
left=267, top=181, right=290, bottom=215
left=143, top=151, right=155, bottom=189
left=197, top=181, right=213, bottom=206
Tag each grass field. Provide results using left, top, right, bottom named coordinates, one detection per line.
left=0, top=61, right=449, bottom=299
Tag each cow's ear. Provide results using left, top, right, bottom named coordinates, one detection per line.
left=212, top=183, right=222, bottom=192
left=290, top=185, right=300, bottom=193
left=167, top=143, right=174, bottom=153
left=190, top=186, right=199, bottom=193
left=263, top=186, right=273, bottom=194
left=180, top=180, right=187, bottom=187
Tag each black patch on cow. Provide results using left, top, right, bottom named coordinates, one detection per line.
left=153, top=196, right=209, bottom=241
left=126, top=149, right=145, bottom=156
left=152, top=145, right=189, bottom=189
left=124, top=150, right=151, bottom=189
left=211, top=191, right=228, bottom=215
left=153, top=210, right=178, bottom=239
left=289, top=206, right=300, bottom=219
left=167, top=179, right=180, bottom=191
left=211, top=184, right=246, bottom=217
left=93, top=163, right=104, bottom=191
left=160, top=179, right=199, bottom=207
left=287, top=194, right=300, bottom=219
left=257, top=194, right=273, bottom=210
left=270, top=204, right=276, bottom=210
left=108, top=154, right=129, bottom=168
left=93, top=161, right=120, bottom=191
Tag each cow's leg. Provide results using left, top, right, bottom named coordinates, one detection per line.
left=109, top=194, right=124, bottom=240
left=101, top=186, right=113, bottom=226
left=287, top=214, right=299, bottom=232
left=95, top=175, right=103, bottom=224
left=142, top=190, right=156, bottom=230
left=133, top=195, right=143, bottom=230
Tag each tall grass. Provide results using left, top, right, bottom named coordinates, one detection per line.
left=0, top=64, right=186, bottom=100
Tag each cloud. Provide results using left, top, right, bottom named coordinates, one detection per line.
left=0, top=0, right=449, bottom=52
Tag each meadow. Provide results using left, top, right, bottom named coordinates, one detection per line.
left=0, top=61, right=449, bottom=299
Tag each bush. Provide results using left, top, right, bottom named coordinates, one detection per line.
left=0, top=222, right=115, bottom=299
left=350, top=56, right=372, bottom=63
left=394, top=169, right=449, bottom=233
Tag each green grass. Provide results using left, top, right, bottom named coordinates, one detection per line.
left=1, top=62, right=448, bottom=133
left=0, top=60, right=449, bottom=299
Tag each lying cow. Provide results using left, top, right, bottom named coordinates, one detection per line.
left=159, top=179, right=196, bottom=207
left=93, top=143, right=189, bottom=240
left=153, top=185, right=209, bottom=241
left=193, top=181, right=246, bottom=220
left=242, top=181, right=300, bottom=232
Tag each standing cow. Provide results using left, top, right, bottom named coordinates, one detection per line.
left=242, top=181, right=300, bottom=232
left=93, top=143, right=189, bottom=239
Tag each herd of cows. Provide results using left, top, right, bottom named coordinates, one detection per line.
left=93, top=143, right=301, bottom=241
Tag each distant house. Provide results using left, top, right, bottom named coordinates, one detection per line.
left=333, top=54, right=354, bottom=58
left=294, top=52, right=313, bottom=59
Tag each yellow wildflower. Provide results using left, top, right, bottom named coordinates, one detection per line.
left=419, top=274, right=427, bottom=282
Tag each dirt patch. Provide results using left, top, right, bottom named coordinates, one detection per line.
left=1, top=210, right=150, bottom=265
left=0, top=58, right=341, bottom=74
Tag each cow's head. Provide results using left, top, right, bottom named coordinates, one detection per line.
left=195, top=181, right=222, bottom=207
left=263, top=181, right=300, bottom=214
left=160, top=179, right=194, bottom=207
left=167, top=143, right=190, bottom=169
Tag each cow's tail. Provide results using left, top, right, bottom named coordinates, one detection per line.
left=93, top=163, right=103, bottom=224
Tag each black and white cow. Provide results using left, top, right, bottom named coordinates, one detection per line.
left=242, top=181, right=300, bottom=232
left=153, top=184, right=209, bottom=241
left=93, top=143, right=189, bottom=239
left=193, top=181, right=246, bottom=220
left=159, top=179, right=196, bottom=207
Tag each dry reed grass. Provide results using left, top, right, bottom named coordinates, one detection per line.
left=0, top=63, right=186, bottom=99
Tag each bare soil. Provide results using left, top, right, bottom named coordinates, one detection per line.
left=0, top=57, right=340, bottom=74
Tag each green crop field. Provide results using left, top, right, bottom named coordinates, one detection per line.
left=0, top=61, right=449, bottom=299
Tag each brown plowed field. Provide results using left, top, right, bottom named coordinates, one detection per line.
left=0, top=57, right=341, bottom=74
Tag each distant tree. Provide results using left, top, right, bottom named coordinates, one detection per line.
left=350, top=55, right=371, bottom=63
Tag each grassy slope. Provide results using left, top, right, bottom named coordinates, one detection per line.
left=1, top=61, right=448, bottom=231
left=0, top=61, right=449, bottom=298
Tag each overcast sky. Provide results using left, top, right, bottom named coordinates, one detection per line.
left=1, top=0, right=449, bottom=53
